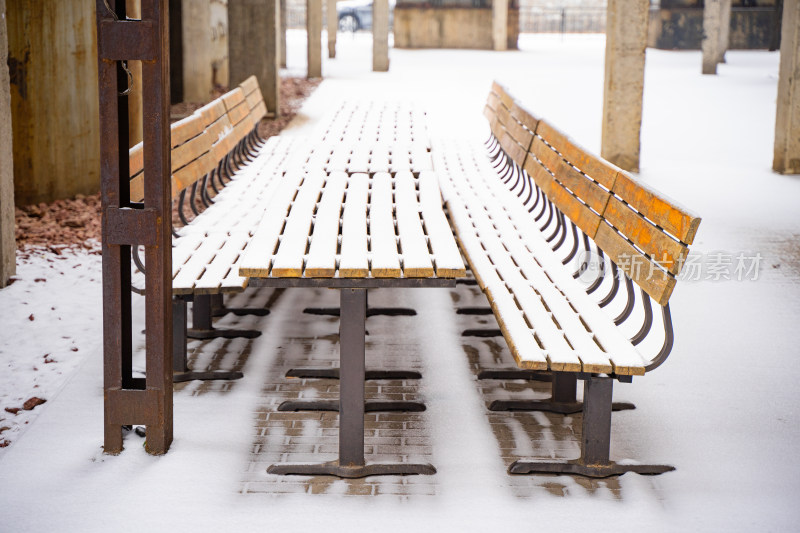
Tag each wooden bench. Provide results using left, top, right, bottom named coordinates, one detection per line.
left=434, top=82, right=701, bottom=477
left=128, top=76, right=292, bottom=382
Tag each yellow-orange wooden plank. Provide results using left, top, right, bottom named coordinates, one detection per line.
left=536, top=120, right=618, bottom=189
left=170, top=113, right=205, bottom=148
left=612, top=172, right=702, bottom=245
left=594, top=222, right=677, bottom=306
left=603, top=196, right=689, bottom=276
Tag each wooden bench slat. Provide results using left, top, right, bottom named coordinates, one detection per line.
left=271, top=172, right=326, bottom=277
left=394, top=172, right=435, bottom=278
left=221, top=88, right=246, bottom=111
left=594, top=221, right=677, bottom=306
left=603, top=196, right=689, bottom=276
left=171, top=113, right=205, bottom=148
left=369, top=172, right=402, bottom=278
left=510, top=102, right=539, bottom=135
left=338, top=173, right=370, bottom=277
left=129, top=143, right=144, bottom=177
left=171, top=234, right=204, bottom=278
left=239, top=75, right=259, bottom=96
left=492, top=81, right=514, bottom=109
left=171, top=129, right=212, bottom=173
left=194, top=233, right=250, bottom=294
left=305, top=172, right=348, bottom=277
left=172, top=153, right=214, bottom=196
left=612, top=172, right=701, bottom=245
left=197, top=98, right=227, bottom=127
left=418, top=171, right=466, bottom=277
left=369, top=145, right=390, bottom=173
left=535, top=120, right=618, bottom=190
left=172, top=233, right=229, bottom=294
left=525, top=156, right=603, bottom=238
left=498, top=130, right=528, bottom=167
left=531, top=136, right=610, bottom=216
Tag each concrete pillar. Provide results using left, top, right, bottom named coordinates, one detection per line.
left=127, top=0, right=143, bottom=146
left=229, top=0, right=281, bottom=116
left=492, top=0, right=508, bottom=51
left=773, top=0, right=800, bottom=174
left=7, top=0, right=100, bottom=205
left=373, top=0, right=389, bottom=71
left=715, top=0, right=732, bottom=65
left=182, top=0, right=213, bottom=101
left=328, top=0, right=337, bottom=58
left=702, top=0, right=725, bottom=74
left=280, top=0, right=287, bottom=68
left=601, top=0, right=649, bottom=173
left=0, top=0, right=15, bottom=286
left=210, top=0, right=230, bottom=87
left=307, top=0, right=323, bottom=78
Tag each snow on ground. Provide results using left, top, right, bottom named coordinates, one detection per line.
left=1, top=31, right=799, bottom=531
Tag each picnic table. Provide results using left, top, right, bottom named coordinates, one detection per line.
left=238, top=168, right=466, bottom=478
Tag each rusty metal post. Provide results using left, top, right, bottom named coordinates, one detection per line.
left=97, top=0, right=173, bottom=455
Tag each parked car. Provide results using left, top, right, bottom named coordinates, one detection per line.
left=337, top=0, right=395, bottom=32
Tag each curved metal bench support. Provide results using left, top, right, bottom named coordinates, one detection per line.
left=613, top=274, right=635, bottom=325
left=645, top=304, right=674, bottom=372
left=630, top=289, right=653, bottom=345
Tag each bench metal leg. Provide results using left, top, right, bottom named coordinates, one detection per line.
left=172, top=297, right=243, bottom=383
left=209, top=293, right=271, bottom=318
left=268, top=288, right=436, bottom=478
left=187, top=294, right=262, bottom=340
left=508, top=376, right=674, bottom=478
left=489, top=372, right=634, bottom=414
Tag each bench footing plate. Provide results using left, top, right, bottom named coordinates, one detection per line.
left=286, top=368, right=422, bottom=380
left=173, top=370, right=244, bottom=383
left=303, top=306, right=417, bottom=317
left=477, top=369, right=552, bottom=382
left=489, top=399, right=635, bottom=415
left=187, top=328, right=261, bottom=340
left=268, top=460, right=436, bottom=479
left=212, top=306, right=270, bottom=318
left=508, top=459, right=674, bottom=478
left=278, top=400, right=425, bottom=412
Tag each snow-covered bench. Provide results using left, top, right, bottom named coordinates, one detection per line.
left=129, top=76, right=293, bottom=381
left=434, top=82, right=702, bottom=477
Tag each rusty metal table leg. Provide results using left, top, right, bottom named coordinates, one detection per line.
left=268, top=288, right=436, bottom=478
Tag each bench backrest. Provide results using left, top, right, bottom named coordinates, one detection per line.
left=128, top=112, right=214, bottom=202
left=484, top=81, right=537, bottom=167
left=487, top=82, right=701, bottom=306
left=128, top=76, right=269, bottom=203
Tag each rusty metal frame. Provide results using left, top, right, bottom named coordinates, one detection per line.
left=97, top=0, right=173, bottom=455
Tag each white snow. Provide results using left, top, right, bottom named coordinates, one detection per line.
left=1, top=30, right=799, bottom=531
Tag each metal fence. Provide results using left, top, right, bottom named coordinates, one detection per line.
left=519, top=6, right=607, bottom=34
left=287, top=5, right=608, bottom=34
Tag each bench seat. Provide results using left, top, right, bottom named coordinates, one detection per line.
left=436, top=141, right=646, bottom=375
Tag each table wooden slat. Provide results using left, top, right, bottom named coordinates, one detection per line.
left=338, top=173, right=370, bottom=277
left=417, top=171, right=466, bottom=278
left=305, top=172, right=348, bottom=277
left=369, top=172, right=402, bottom=277
left=271, top=172, right=326, bottom=277
left=394, top=172, right=435, bottom=277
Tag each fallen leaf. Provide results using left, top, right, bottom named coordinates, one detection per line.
left=23, top=397, right=46, bottom=410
